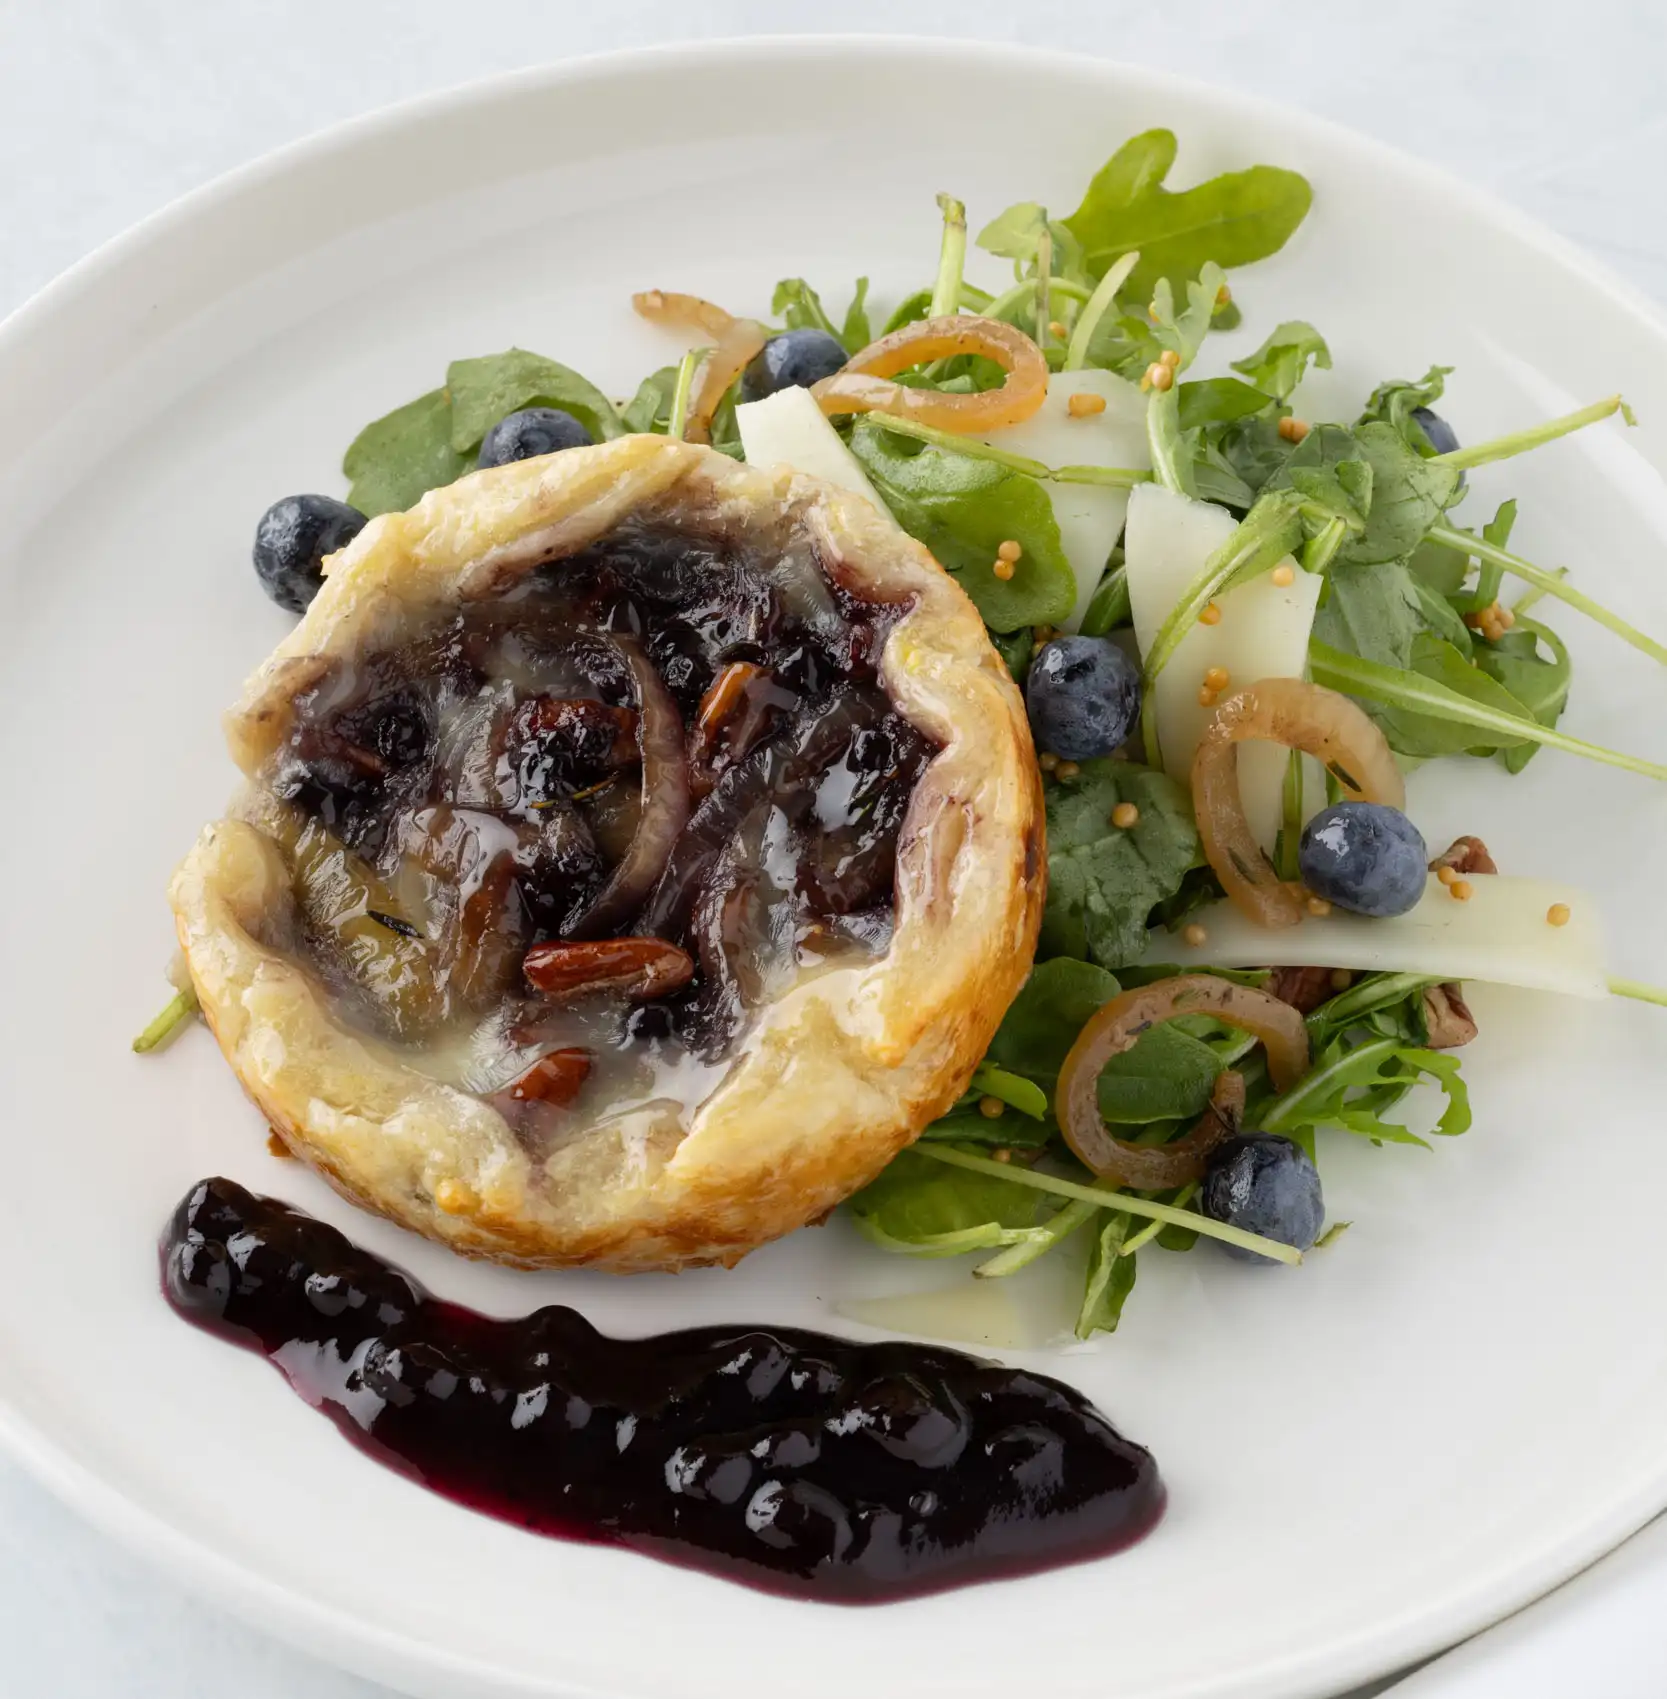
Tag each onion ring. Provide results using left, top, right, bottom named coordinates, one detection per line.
left=1192, top=677, right=1406, bottom=930
left=811, top=315, right=1048, bottom=433
left=565, top=634, right=691, bottom=938
left=1057, top=974, right=1310, bottom=1189
left=631, top=290, right=737, bottom=339
left=686, top=319, right=767, bottom=446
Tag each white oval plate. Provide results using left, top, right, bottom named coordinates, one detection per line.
left=4, top=36, right=1667, bottom=1699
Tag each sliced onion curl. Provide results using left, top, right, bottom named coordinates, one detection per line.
left=1192, top=677, right=1406, bottom=930
left=1057, top=975, right=1311, bottom=1189
left=631, top=290, right=765, bottom=445
left=810, top=315, right=1048, bottom=433
left=565, top=634, right=690, bottom=938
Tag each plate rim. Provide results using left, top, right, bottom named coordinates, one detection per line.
left=4, top=32, right=1667, bottom=1699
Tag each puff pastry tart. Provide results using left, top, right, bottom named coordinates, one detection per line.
left=170, top=436, right=1042, bottom=1270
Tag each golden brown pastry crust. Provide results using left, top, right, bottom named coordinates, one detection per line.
left=170, top=435, right=1043, bottom=1270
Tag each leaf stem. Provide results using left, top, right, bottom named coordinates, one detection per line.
left=975, top=1197, right=1099, bottom=1278
left=1512, top=564, right=1567, bottom=615
left=1432, top=395, right=1633, bottom=471
left=930, top=193, right=968, bottom=320
left=1309, top=638, right=1667, bottom=780
left=1261, top=1035, right=1402, bottom=1133
left=1302, top=514, right=1348, bottom=576
left=865, top=412, right=1147, bottom=486
left=1121, top=1181, right=1199, bottom=1255
left=668, top=349, right=700, bottom=441
left=912, top=1143, right=1302, bottom=1264
left=1145, top=385, right=1193, bottom=498
left=980, top=276, right=1094, bottom=327
left=1428, top=522, right=1667, bottom=665
left=1064, top=251, right=1140, bottom=373
left=1610, top=977, right=1667, bottom=1007
left=132, top=987, right=199, bottom=1054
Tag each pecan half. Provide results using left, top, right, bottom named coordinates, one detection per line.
left=1421, top=983, right=1479, bottom=1050
left=523, top=936, right=695, bottom=1002
left=1430, top=836, right=1497, bottom=877
left=508, top=1048, right=592, bottom=1106
left=1266, top=965, right=1343, bottom=1014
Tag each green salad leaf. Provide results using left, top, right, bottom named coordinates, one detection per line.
left=1359, top=366, right=1452, bottom=451
left=343, top=388, right=472, bottom=517
left=846, top=419, right=1076, bottom=629
left=1260, top=1035, right=1472, bottom=1150
left=847, top=1147, right=1045, bottom=1256
left=988, top=958, right=1121, bottom=1080
left=1062, top=129, right=1312, bottom=300
left=1040, top=761, right=1200, bottom=969
left=446, top=350, right=623, bottom=452
left=1476, top=616, right=1571, bottom=773
left=621, top=364, right=679, bottom=434
left=1230, top=320, right=1331, bottom=402
left=1078, top=1211, right=1139, bottom=1338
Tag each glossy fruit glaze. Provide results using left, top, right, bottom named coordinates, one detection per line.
left=163, top=1177, right=1164, bottom=1602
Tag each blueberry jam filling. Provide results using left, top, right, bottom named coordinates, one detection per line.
left=257, top=515, right=935, bottom=1128
left=164, top=1178, right=1164, bottom=1601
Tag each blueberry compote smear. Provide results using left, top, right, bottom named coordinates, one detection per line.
left=164, top=1178, right=1165, bottom=1602
left=263, top=513, right=938, bottom=1127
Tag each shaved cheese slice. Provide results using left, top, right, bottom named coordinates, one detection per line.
left=1149, top=875, right=1607, bottom=998
left=1123, top=482, right=1321, bottom=849
left=735, top=386, right=893, bottom=515
left=837, top=1280, right=1043, bottom=1350
left=978, top=369, right=1148, bottom=631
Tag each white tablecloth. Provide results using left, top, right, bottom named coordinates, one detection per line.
left=4, top=3, right=1664, bottom=1694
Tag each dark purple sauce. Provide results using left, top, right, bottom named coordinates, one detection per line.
left=162, top=1178, right=1164, bottom=1601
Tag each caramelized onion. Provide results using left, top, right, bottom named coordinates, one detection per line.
left=810, top=315, right=1048, bottom=433
left=689, top=661, right=788, bottom=797
left=630, top=290, right=764, bottom=445
left=1192, top=677, right=1407, bottom=930
left=1057, top=975, right=1310, bottom=1189
left=632, top=289, right=737, bottom=339
left=686, top=320, right=768, bottom=446
left=566, top=635, right=691, bottom=938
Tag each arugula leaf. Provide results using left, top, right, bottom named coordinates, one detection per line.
left=841, top=278, right=872, bottom=352
left=1309, top=640, right=1667, bottom=778
left=1095, top=1023, right=1220, bottom=1123
left=445, top=350, right=623, bottom=451
left=621, top=364, right=679, bottom=434
left=988, top=958, right=1121, bottom=1081
left=1373, top=634, right=1535, bottom=758
left=976, top=202, right=1092, bottom=286
left=1272, top=422, right=1461, bottom=569
left=1312, top=558, right=1428, bottom=671
left=1079, top=562, right=1131, bottom=636
left=919, top=1108, right=1053, bottom=1150
left=1148, top=263, right=1227, bottom=371
left=846, top=420, right=1076, bottom=630
left=1063, top=129, right=1312, bottom=300
left=1230, top=320, right=1331, bottom=402
left=990, top=625, right=1035, bottom=683
left=1476, top=615, right=1571, bottom=774
left=847, top=1147, right=1045, bottom=1256
left=1078, top=1212, right=1138, bottom=1338
left=1040, top=761, right=1200, bottom=969
left=1260, top=1035, right=1472, bottom=1149
left=1178, top=377, right=1275, bottom=433
left=771, top=277, right=840, bottom=338
left=1358, top=366, right=1452, bottom=451
left=342, top=388, right=473, bottom=516
left=1212, top=410, right=1299, bottom=498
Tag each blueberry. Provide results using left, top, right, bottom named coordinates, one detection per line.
left=737, top=329, right=850, bottom=404
left=1298, top=800, right=1428, bottom=918
left=477, top=407, right=594, bottom=469
left=1024, top=635, right=1141, bottom=760
left=1410, top=405, right=1459, bottom=457
left=252, top=494, right=367, bottom=614
left=1201, top=1134, right=1324, bottom=1263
